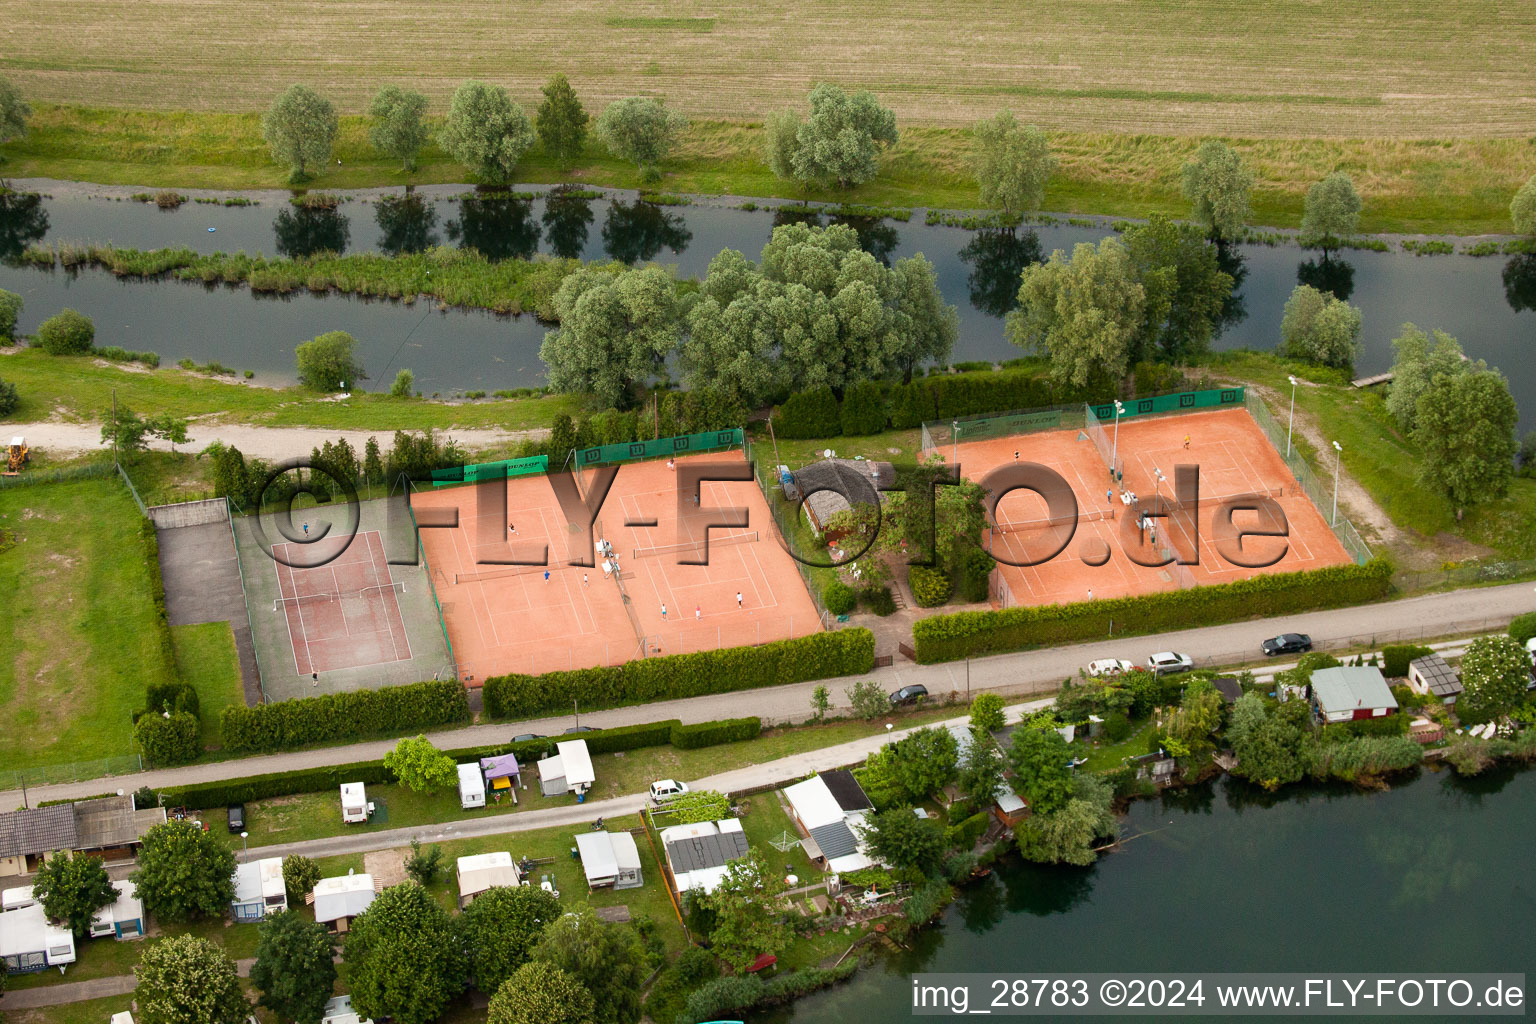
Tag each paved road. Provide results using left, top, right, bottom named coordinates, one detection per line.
left=3, top=581, right=1528, bottom=812
left=0, top=958, right=257, bottom=1010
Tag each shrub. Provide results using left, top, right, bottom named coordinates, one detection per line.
left=903, top=878, right=953, bottom=925
left=1509, top=612, right=1536, bottom=645
left=482, top=629, right=874, bottom=720
left=944, top=811, right=990, bottom=852
left=137, top=681, right=200, bottom=722
left=582, top=719, right=679, bottom=754
left=390, top=368, right=415, bottom=397
left=0, top=376, right=16, bottom=417
left=219, top=679, right=470, bottom=753
left=913, top=560, right=1393, bottom=663
left=670, top=717, right=761, bottom=749
left=283, top=855, right=322, bottom=906
left=1380, top=644, right=1434, bottom=678
left=773, top=386, right=841, bottom=439
left=839, top=381, right=888, bottom=435
left=134, top=711, right=200, bottom=767
left=860, top=586, right=897, bottom=616
left=823, top=580, right=857, bottom=616
left=1320, top=714, right=1410, bottom=741
left=0, top=288, right=20, bottom=342
left=908, top=565, right=951, bottom=607
left=955, top=546, right=994, bottom=603
left=1102, top=710, right=1132, bottom=742
left=35, top=308, right=95, bottom=354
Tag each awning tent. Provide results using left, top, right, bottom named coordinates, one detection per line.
left=575, top=831, right=643, bottom=889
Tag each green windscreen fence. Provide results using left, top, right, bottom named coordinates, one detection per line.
left=429, top=454, right=548, bottom=486
left=955, top=408, right=1066, bottom=441
left=575, top=428, right=743, bottom=467
left=1088, top=386, right=1245, bottom=425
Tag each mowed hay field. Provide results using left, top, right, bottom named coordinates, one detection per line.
left=0, top=477, right=178, bottom=771
left=2, top=0, right=1534, bottom=137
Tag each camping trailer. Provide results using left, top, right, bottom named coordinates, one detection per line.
left=575, top=831, right=643, bottom=890
left=88, top=881, right=145, bottom=939
left=1, top=886, right=36, bottom=912
left=457, top=763, right=486, bottom=810
left=231, top=857, right=287, bottom=922
left=340, top=783, right=369, bottom=824
left=312, top=873, right=376, bottom=932
left=0, top=903, right=76, bottom=972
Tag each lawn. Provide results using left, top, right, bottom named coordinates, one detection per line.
left=170, top=621, right=243, bottom=750
left=3, top=911, right=261, bottom=991
left=0, top=475, right=179, bottom=771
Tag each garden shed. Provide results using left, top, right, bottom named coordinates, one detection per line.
left=1407, top=654, right=1462, bottom=704
left=661, top=818, right=749, bottom=895
left=312, top=872, right=376, bottom=931
left=1310, top=666, right=1398, bottom=722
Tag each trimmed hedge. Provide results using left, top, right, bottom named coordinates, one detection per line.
left=582, top=720, right=680, bottom=755
left=482, top=629, right=874, bottom=720
left=1381, top=644, right=1434, bottom=679
left=839, top=381, right=889, bottom=436
left=670, top=717, right=761, bottom=749
left=909, top=566, right=951, bottom=607
left=1509, top=611, right=1536, bottom=645
left=889, top=370, right=1060, bottom=429
left=773, top=386, right=841, bottom=439
left=220, top=679, right=471, bottom=753
left=913, top=560, right=1394, bottom=663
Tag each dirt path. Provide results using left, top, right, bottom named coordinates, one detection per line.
left=6, top=421, right=548, bottom=461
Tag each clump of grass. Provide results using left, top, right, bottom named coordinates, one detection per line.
left=176, top=358, right=236, bottom=376
left=1400, top=239, right=1455, bottom=256
left=97, top=346, right=160, bottom=367
left=777, top=201, right=912, bottom=222
left=193, top=195, right=257, bottom=207
left=290, top=192, right=342, bottom=210
left=638, top=190, right=691, bottom=206
left=925, top=210, right=1022, bottom=229
left=155, top=190, right=187, bottom=209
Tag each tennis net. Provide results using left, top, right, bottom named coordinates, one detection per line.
left=273, top=581, right=403, bottom=612
left=993, top=508, right=1114, bottom=534
left=454, top=563, right=564, bottom=585
left=633, top=530, right=759, bottom=559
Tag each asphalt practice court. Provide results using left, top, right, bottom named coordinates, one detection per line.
left=963, top=407, right=1350, bottom=608
left=413, top=452, right=821, bottom=682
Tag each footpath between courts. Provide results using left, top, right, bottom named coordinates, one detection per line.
left=1, top=580, right=1527, bottom=813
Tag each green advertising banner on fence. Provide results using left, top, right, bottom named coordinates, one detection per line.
left=575, top=428, right=743, bottom=467
left=1090, top=387, right=1245, bottom=425
left=955, top=408, right=1064, bottom=441
left=430, top=454, right=549, bottom=486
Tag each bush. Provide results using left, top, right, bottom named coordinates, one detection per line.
left=773, top=386, right=842, bottom=439
left=1102, top=710, right=1132, bottom=742
left=908, top=565, right=951, bottom=607
left=839, top=381, right=888, bottom=436
left=134, top=711, right=200, bottom=767
left=1320, top=713, right=1411, bottom=741
left=137, top=681, right=199, bottom=722
left=955, top=546, right=994, bottom=603
left=903, top=878, right=953, bottom=924
left=888, top=369, right=1058, bottom=428
left=219, top=679, right=470, bottom=753
left=860, top=586, right=897, bottom=616
left=823, top=580, right=857, bottom=616
left=35, top=308, right=95, bottom=354
left=0, top=288, right=20, bottom=342
left=482, top=629, right=874, bottom=720
left=0, top=376, right=16, bottom=417
left=1381, top=644, right=1434, bottom=679
left=1509, top=612, right=1536, bottom=645
left=944, top=811, right=990, bottom=852
left=913, top=560, right=1393, bottom=663
left=670, top=717, right=761, bottom=749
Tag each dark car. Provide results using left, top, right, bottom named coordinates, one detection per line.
left=511, top=733, right=545, bottom=743
left=226, top=804, right=245, bottom=833
left=890, top=684, right=930, bottom=706
left=1262, top=633, right=1313, bottom=656
left=564, top=725, right=596, bottom=734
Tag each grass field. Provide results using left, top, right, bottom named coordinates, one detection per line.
left=171, top=621, right=244, bottom=750
left=0, top=476, right=178, bottom=771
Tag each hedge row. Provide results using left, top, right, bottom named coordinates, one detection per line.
left=770, top=370, right=1077, bottom=439
left=913, top=560, right=1394, bottom=663
left=1381, top=644, right=1434, bottom=679
left=220, top=679, right=472, bottom=753
left=670, top=717, right=761, bottom=749
left=482, top=629, right=875, bottom=720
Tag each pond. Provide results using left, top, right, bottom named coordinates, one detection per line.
left=765, top=765, right=1536, bottom=1023
left=2, top=187, right=1532, bottom=428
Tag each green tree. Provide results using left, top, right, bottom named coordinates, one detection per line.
left=1166, top=678, right=1224, bottom=758
left=363, top=436, right=384, bottom=484
left=262, top=85, right=338, bottom=181
left=669, top=789, right=733, bottom=825
left=1015, top=774, right=1117, bottom=866
left=1299, top=171, right=1361, bottom=253
left=405, top=838, right=445, bottom=885
left=1519, top=431, right=1536, bottom=478
left=846, top=678, right=889, bottom=720
left=282, top=854, right=322, bottom=907
left=538, top=266, right=681, bottom=408
left=1006, top=723, right=1074, bottom=814
left=765, top=84, right=897, bottom=189
left=594, top=97, right=687, bottom=181
left=1122, top=214, right=1234, bottom=363
left=861, top=807, right=948, bottom=876
left=973, top=110, right=1055, bottom=215
left=130, top=820, right=236, bottom=923
left=1278, top=284, right=1362, bottom=372
left=347, top=883, right=465, bottom=1024
left=32, top=851, right=117, bottom=937
left=1385, top=323, right=1470, bottom=433
left=0, top=375, right=17, bottom=417
left=1226, top=694, right=1307, bottom=790
left=1511, top=174, right=1536, bottom=236
left=488, top=962, right=596, bottom=1024
left=250, top=910, right=336, bottom=1024
left=969, top=692, right=1007, bottom=735
left=532, top=906, right=648, bottom=1024
left=438, top=80, right=535, bottom=184
left=100, top=404, right=151, bottom=456
left=536, top=74, right=589, bottom=170
left=384, top=735, right=457, bottom=792
left=36, top=308, right=95, bottom=354
left=459, top=884, right=561, bottom=995
left=1412, top=367, right=1519, bottom=514
left=295, top=329, right=365, bottom=392
left=957, top=729, right=1007, bottom=805
left=0, top=74, right=31, bottom=149
left=134, top=710, right=200, bottom=765
left=1456, top=636, right=1530, bottom=725
left=888, top=726, right=961, bottom=800
left=368, top=86, right=430, bottom=172
left=697, top=850, right=787, bottom=972
left=0, top=287, right=21, bottom=341
left=1007, top=237, right=1145, bottom=391
left=134, top=934, right=250, bottom=1024
left=810, top=684, right=831, bottom=721
left=1180, top=140, right=1254, bottom=242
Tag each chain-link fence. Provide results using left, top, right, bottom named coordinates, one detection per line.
left=1391, top=559, right=1536, bottom=592
left=2, top=755, right=145, bottom=795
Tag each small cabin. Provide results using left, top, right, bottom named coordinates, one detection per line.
left=575, top=831, right=644, bottom=890
left=455, top=851, right=522, bottom=908
left=537, top=740, right=595, bottom=797
left=457, top=763, right=486, bottom=810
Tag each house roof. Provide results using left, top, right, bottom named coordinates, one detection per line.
left=794, top=459, right=895, bottom=527
left=576, top=831, right=640, bottom=884
left=234, top=858, right=285, bottom=903
left=0, top=903, right=74, bottom=959
left=0, top=805, right=77, bottom=859
left=1212, top=676, right=1243, bottom=704
left=783, top=775, right=845, bottom=831
left=312, top=874, right=376, bottom=923
left=1311, top=666, right=1398, bottom=714
left=808, top=820, right=859, bottom=860
left=664, top=819, right=749, bottom=873
left=0, top=796, right=163, bottom=860
left=820, top=770, right=872, bottom=813
left=1410, top=654, right=1463, bottom=697
left=456, top=852, right=521, bottom=895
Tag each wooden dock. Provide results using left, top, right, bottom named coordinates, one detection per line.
left=1352, top=372, right=1393, bottom=388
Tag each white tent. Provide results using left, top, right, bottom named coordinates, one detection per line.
left=456, top=851, right=522, bottom=906
left=0, top=903, right=76, bottom=971
left=312, top=873, right=376, bottom=928
left=538, top=740, right=595, bottom=796
left=231, top=857, right=287, bottom=922
left=89, top=880, right=145, bottom=939
left=340, top=783, right=368, bottom=823
left=575, top=831, right=643, bottom=890
left=457, top=763, right=486, bottom=809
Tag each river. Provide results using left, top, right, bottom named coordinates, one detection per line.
left=767, top=766, right=1536, bottom=1023
left=1, top=186, right=1533, bottom=427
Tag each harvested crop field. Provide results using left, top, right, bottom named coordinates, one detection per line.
left=2, top=0, right=1532, bottom=137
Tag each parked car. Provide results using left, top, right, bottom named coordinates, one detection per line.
left=890, top=684, right=930, bottom=706
left=563, top=725, right=595, bottom=734
left=226, top=804, right=245, bottom=833
left=649, top=779, right=690, bottom=803
left=511, top=733, right=545, bottom=743
left=1261, top=633, right=1313, bottom=656
left=1526, top=637, right=1536, bottom=666
left=1147, top=651, right=1195, bottom=676
left=1087, top=658, right=1135, bottom=677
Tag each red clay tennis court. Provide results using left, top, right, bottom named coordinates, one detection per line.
left=413, top=452, right=820, bottom=682
left=272, top=530, right=411, bottom=674
left=964, top=407, right=1350, bottom=608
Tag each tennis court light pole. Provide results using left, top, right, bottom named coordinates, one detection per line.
left=1331, top=441, right=1343, bottom=525
left=1111, top=400, right=1124, bottom=479
left=1286, top=375, right=1300, bottom=457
